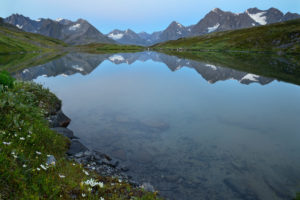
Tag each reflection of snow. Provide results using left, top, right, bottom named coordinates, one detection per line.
left=205, top=64, right=217, bottom=70
left=72, top=65, right=84, bottom=72
left=241, top=73, right=259, bottom=81
left=109, top=55, right=125, bottom=62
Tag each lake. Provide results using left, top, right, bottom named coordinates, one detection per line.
left=8, top=51, right=300, bottom=200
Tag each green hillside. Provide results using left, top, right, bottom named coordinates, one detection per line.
left=0, top=19, right=67, bottom=54
left=153, top=19, right=300, bottom=54
left=76, top=43, right=144, bottom=53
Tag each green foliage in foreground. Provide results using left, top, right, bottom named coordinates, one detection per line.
left=77, top=43, right=145, bottom=54
left=0, top=76, right=161, bottom=199
left=0, top=26, right=67, bottom=54
left=153, top=19, right=300, bottom=54
left=0, top=71, right=14, bottom=88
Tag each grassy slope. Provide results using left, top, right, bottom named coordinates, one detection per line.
left=161, top=51, right=300, bottom=86
left=0, top=73, right=160, bottom=199
left=153, top=19, right=300, bottom=53
left=0, top=25, right=67, bottom=54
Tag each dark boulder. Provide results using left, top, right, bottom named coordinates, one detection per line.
left=51, top=127, right=78, bottom=139
left=67, top=140, right=88, bottom=155
left=49, top=110, right=71, bottom=127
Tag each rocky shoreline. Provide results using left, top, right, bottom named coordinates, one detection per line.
left=46, top=103, right=155, bottom=192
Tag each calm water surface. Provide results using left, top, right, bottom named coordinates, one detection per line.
left=12, top=52, right=300, bottom=200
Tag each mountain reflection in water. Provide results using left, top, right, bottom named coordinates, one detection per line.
left=13, top=52, right=274, bottom=85
left=9, top=52, right=300, bottom=200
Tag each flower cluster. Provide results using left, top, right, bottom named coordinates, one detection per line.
left=82, top=178, right=104, bottom=188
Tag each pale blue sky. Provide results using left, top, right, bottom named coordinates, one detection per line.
left=1, top=0, right=299, bottom=34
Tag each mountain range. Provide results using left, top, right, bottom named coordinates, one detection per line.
left=4, top=14, right=115, bottom=45
left=106, top=7, right=300, bottom=45
left=4, top=7, right=300, bottom=46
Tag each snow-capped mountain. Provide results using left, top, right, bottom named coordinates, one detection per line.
left=158, top=21, right=191, bottom=42
left=107, top=29, right=145, bottom=46
left=5, top=7, right=300, bottom=46
left=106, top=7, right=300, bottom=46
left=191, top=7, right=300, bottom=36
left=5, top=14, right=115, bottom=45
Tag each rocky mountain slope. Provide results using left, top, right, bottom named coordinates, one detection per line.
left=153, top=19, right=300, bottom=54
left=0, top=17, right=67, bottom=54
left=5, top=14, right=115, bottom=45
left=107, top=7, right=300, bottom=46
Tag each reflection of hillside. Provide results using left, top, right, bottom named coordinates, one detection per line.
left=13, top=53, right=108, bottom=81
left=13, top=51, right=278, bottom=85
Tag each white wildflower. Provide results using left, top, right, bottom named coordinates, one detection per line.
left=22, top=164, right=27, bottom=168
left=83, top=170, right=89, bottom=176
left=20, top=137, right=25, bottom=140
left=14, top=133, right=18, bottom=137
left=40, top=164, right=47, bottom=170
left=27, top=135, right=31, bottom=138
left=100, top=197, right=105, bottom=200
left=3, top=142, right=11, bottom=145
left=83, top=178, right=104, bottom=188
left=118, top=179, right=122, bottom=183
left=59, top=174, right=65, bottom=178
left=36, top=151, right=41, bottom=155
left=37, top=168, right=40, bottom=171
left=82, top=193, right=86, bottom=197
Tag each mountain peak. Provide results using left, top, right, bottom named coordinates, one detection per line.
left=212, top=8, right=223, bottom=13
left=169, top=21, right=184, bottom=29
left=246, top=7, right=262, bottom=14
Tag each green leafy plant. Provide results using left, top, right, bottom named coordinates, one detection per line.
left=0, top=71, right=14, bottom=88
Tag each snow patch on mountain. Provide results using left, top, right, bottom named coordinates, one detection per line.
left=247, top=11, right=267, bottom=25
left=16, top=24, right=23, bottom=29
left=176, top=22, right=183, bottom=28
left=108, top=33, right=124, bottom=40
left=56, top=18, right=64, bottom=22
left=207, top=23, right=220, bottom=33
left=109, top=55, right=125, bottom=62
left=69, top=23, right=81, bottom=31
